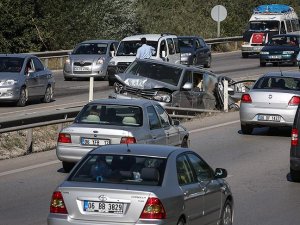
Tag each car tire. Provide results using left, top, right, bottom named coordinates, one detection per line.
left=260, top=62, right=266, bottom=67
left=41, top=86, right=53, bottom=103
left=181, top=136, right=189, bottom=148
left=241, top=124, right=253, bottom=135
left=177, top=218, right=185, bottom=225
left=108, top=79, right=114, bottom=86
left=64, top=76, right=72, bottom=81
left=63, top=161, right=75, bottom=173
left=290, top=168, right=300, bottom=182
left=204, top=56, right=211, bottom=68
left=242, top=53, right=249, bottom=58
left=16, top=87, right=27, bottom=107
left=220, top=200, right=233, bottom=225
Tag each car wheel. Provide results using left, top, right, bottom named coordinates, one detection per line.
left=41, top=86, right=53, bottom=103
left=204, top=56, right=211, bottom=68
left=241, top=124, right=253, bottom=135
left=64, top=76, right=72, bottom=81
left=181, top=136, right=189, bottom=148
left=108, top=79, right=114, bottom=86
left=63, top=161, right=75, bottom=173
left=177, top=218, right=185, bottom=225
left=16, top=87, right=27, bottom=107
left=242, top=53, right=249, bottom=58
left=290, top=168, right=300, bottom=182
left=220, top=200, right=233, bottom=225
left=260, top=62, right=266, bottom=67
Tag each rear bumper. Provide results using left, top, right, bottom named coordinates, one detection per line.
left=241, top=45, right=263, bottom=54
left=56, top=145, right=95, bottom=163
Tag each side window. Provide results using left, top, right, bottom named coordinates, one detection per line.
left=32, top=58, right=44, bottom=72
left=286, top=20, right=292, bottom=32
left=193, top=72, right=204, bottom=92
left=181, top=70, right=193, bottom=87
left=176, top=155, right=196, bottom=186
left=167, top=38, right=175, bottom=55
left=25, top=59, right=35, bottom=74
left=203, top=72, right=217, bottom=92
left=154, top=104, right=170, bottom=128
left=173, top=38, right=180, bottom=53
left=195, top=39, right=201, bottom=48
left=199, top=38, right=206, bottom=47
left=280, top=21, right=286, bottom=34
left=147, top=106, right=161, bottom=130
left=187, top=153, right=213, bottom=181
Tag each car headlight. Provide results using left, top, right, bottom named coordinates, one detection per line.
left=109, top=60, right=116, bottom=66
left=181, top=53, right=192, bottom=57
left=96, top=57, right=105, bottom=64
left=260, top=51, right=269, bottom=55
left=65, top=57, right=70, bottom=64
left=153, top=92, right=172, bottom=103
left=243, top=42, right=249, bottom=45
left=0, top=80, right=18, bottom=86
left=282, top=51, right=294, bottom=54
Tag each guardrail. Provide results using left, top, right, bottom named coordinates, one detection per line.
left=30, top=36, right=243, bottom=70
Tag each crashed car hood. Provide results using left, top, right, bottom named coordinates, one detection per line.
left=69, top=54, right=106, bottom=62
left=115, top=73, right=178, bottom=90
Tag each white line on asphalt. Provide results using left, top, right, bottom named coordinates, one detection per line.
left=189, top=120, right=240, bottom=134
left=2, top=119, right=240, bottom=177
left=0, top=160, right=61, bottom=177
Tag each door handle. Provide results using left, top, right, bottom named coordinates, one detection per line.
left=202, top=187, right=207, bottom=192
left=184, top=191, right=189, bottom=196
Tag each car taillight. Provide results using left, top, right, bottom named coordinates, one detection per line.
left=50, top=191, right=68, bottom=214
left=120, top=137, right=136, bottom=144
left=288, top=96, right=300, bottom=106
left=140, top=197, right=166, bottom=219
left=58, top=133, right=71, bottom=143
left=241, top=94, right=252, bottom=103
left=291, top=128, right=298, bottom=146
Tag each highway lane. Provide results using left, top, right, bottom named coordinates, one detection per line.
left=0, top=51, right=299, bottom=119
left=0, top=111, right=299, bottom=225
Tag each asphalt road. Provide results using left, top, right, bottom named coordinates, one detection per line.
left=0, top=111, right=299, bottom=225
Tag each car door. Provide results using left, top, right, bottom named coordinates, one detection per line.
left=198, top=38, right=210, bottom=65
left=186, top=153, right=222, bottom=225
left=176, top=154, right=205, bottom=225
left=175, top=69, right=194, bottom=108
left=153, top=103, right=180, bottom=146
left=32, top=57, right=48, bottom=96
left=24, top=58, right=39, bottom=97
left=166, top=38, right=180, bottom=64
left=145, top=105, right=166, bottom=145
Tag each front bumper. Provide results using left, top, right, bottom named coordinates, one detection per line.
left=260, top=54, right=296, bottom=63
left=0, top=86, right=21, bottom=101
left=63, top=64, right=107, bottom=78
left=241, top=45, right=263, bottom=54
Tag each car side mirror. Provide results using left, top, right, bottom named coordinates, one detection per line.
left=110, top=51, right=115, bottom=57
left=173, top=119, right=180, bottom=126
left=182, top=82, right=193, bottom=90
left=161, top=50, right=166, bottom=58
left=214, top=168, right=227, bottom=179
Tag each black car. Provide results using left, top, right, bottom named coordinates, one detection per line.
left=260, top=34, right=300, bottom=67
left=178, top=36, right=211, bottom=68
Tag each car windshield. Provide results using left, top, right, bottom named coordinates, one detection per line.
left=73, top=43, right=108, bottom=55
left=0, top=57, right=24, bottom=73
left=75, top=103, right=143, bottom=126
left=178, top=38, right=194, bottom=49
left=125, top=61, right=183, bottom=86
left=116, top=41, right=158, bottom=56
left=69, top=154, right=166, bottom=186
left=268, top=36, right=299, bottom=46
left=249, top=21, right=279, bottom=31
left=253, top=76, right=300, bottom=90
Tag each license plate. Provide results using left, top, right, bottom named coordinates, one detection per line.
left=74, top=66, right=90, bottom=71
left=269, top=55, right=281, bottom=59
left=257, top=115, right=281, bottom=122
left=81, top=138, right=110, bottom=146
left=84, top=201, right=124, bottom=214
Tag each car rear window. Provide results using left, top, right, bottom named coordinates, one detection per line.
left=73, top=43, right=108, bottom=55
left=75, top=104, right=143, bottom=126
left=69, top=154, right=166, bottom=186
left=253, top=76, right=300, bottom=91
left=0, top=57, right=24, bottom=73
left=269, top=36, right=299, bottom=46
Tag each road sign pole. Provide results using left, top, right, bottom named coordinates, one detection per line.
left=217, top=21, right=220, bottom=38
left=89, top=77, right=94, bottom=102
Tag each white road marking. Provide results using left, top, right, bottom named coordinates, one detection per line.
left=0, top=160, right=60, bottom=177
left=1, top=120, right=240, bottom=177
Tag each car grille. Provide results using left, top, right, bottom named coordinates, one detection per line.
left=116, top=62, right=131, bottom=73
left=74, top=62, right=92, bottom=66
left=124, top=86, right=157, bottom=98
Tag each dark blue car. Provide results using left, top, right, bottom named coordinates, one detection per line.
left=260, top=34, right=300, bottom=67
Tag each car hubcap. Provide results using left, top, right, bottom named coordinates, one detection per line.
left=223, top=204, right=232, bottom=225
left=46, top=87, right=53, bottom=101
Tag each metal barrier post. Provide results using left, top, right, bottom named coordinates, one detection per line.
left=26, top=128, right=33, bottom=154
left=89, top=77, right=94, bottom=102
left=223, top=79, right=228, bottom=112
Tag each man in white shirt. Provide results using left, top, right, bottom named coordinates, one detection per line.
left=136, top=37, right=155, bottom=59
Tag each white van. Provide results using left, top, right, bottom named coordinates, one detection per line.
left=241, top=4, right=300, bottom=58
left=107, top=34, right=181, bottom=86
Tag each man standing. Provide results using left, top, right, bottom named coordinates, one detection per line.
left=136, top=37, right=155, bottom=59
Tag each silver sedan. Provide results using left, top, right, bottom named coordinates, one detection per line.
left=240, top=72, right=300, bottom=134
left=57, top=98, right=189, bottom=172
left=48, top=144, right=233, bottom=225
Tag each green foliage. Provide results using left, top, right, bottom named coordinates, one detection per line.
left=0, top=0, right=299, bottom=52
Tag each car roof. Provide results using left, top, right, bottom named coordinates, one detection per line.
left=178, top=36, right=202, bottom=39
left=90, top=144, right=186, bottom=158
left=88, top=98, right=156, bottom=106
left=81, top=40, right=118, bottom=44
left=262, top=71, right=300, bottom=78
left=122, top=34, right=177, bottom=41
left=0, top=53, right=34, bottom=58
